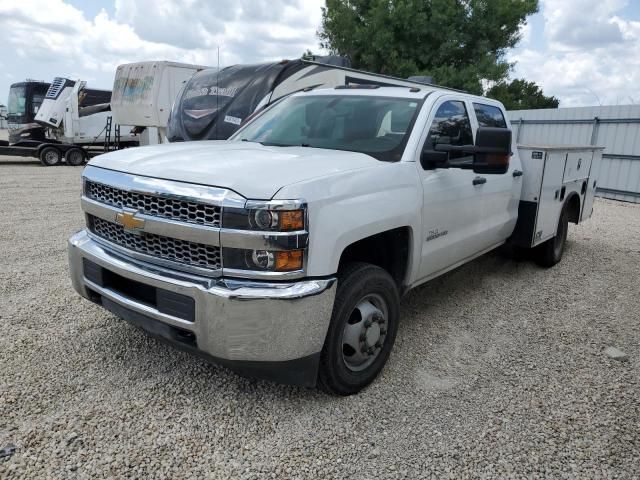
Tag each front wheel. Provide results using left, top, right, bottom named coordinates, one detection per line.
left=318, top=263, right=400, bottom=395
left=534, top=204, right=569, bottom=267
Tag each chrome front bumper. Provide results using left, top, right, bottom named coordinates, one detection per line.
left=68, top=230, right=336, bottom=386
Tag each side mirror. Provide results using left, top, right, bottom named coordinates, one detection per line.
left=473, top=127, right=511, bottom=175
left=420, top=149, right=449, bottom=170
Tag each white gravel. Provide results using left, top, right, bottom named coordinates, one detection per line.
left=1, top=160, right=639, bottom=479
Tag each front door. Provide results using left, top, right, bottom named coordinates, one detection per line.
left=417, top=97, right=487, bottom=279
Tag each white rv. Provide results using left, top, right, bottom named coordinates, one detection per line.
left=110, top=61, right=208, bottom=145
left=35, top=78, right=137, bottom=147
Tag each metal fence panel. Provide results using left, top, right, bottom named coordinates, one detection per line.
left=509, top=105, right=640, bottom=203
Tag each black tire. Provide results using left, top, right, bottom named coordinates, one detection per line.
left=318, top=263, right=400, bottom=395
left=534, top=203, right=569, bottom=267
left=65, top=148, right=86, bottom=166
left=39, top=146, right=62, bottom=166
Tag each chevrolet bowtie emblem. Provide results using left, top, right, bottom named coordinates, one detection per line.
left=115, top=210, right=145, bottom=232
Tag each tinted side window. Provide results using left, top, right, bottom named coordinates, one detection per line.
left=426, top=100, right=473, bottom=161
left=473, top=103, right=507, bottom=128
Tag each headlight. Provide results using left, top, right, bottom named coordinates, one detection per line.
left=222, top=200, right=305, bottom=232
left=221, top=199, right=307, bottom=275
left=223, top=248, right=304, bottom=272
left=251, top=209, right=278, bottom=230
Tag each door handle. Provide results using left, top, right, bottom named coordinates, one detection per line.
left=513, top=170, right=523, bottom=177
left=472, top=176, right=487, bottom=186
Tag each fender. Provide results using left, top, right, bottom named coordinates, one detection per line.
left=274, top=161, right=423, bottom=279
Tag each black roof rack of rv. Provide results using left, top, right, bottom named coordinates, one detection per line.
left=335, top=84, right=380, bottom=90
left=301, top=59, right=467, bottom=94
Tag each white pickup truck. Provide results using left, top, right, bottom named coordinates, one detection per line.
left=68, top=85, right=601, bottom=395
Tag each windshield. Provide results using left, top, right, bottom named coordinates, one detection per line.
left=234, top=94, right=422, bottom=161
left=8, top=85, right=26, bottom=118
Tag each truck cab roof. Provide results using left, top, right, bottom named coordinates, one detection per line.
left=290, top=85, right=507, bottom=111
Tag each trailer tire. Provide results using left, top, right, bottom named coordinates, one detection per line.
left=65, top=148, right=86, bottom=166
left=534, top=203, right=569, bottom=268
left=318, top=262, right=400, bottom=396
left=39, top=147, right=62, bottom=167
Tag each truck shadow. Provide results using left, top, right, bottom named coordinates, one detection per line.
left=92, top=243, right=579, bottom=404
left=0, top=159, right=41, bottom=166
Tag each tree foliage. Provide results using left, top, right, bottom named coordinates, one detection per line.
left=319, top=0, right=538, bottom=95
left=487, top=79, right=559, bottom=110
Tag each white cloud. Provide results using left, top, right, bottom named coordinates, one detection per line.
left=1, top=0, right=638, bottom=108
left=543, top=0, right=626, bottom=49
left=0, top=0, right=324, bottom=98
left=510, top=0, right=640, bottom=106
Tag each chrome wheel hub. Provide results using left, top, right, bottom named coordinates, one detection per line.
left=341, top=294, right=388, bottom=371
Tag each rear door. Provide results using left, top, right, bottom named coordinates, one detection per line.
left=470, top=102, right=522, bottom=250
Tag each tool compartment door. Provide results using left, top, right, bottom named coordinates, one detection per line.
left=581, top=150, right=602, bottom=221
left=534, top=151, right=566, bottom=246
left=563, top=151, right=592, bottom=183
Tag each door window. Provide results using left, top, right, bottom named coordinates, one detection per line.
left=425, top=100, right=474, bottom=164
left=473, top=103, right=507, bottom=128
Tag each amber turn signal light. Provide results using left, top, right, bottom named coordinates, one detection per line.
left=275, top=250, right=304, bottom=271
left=279, top=210, right=304, bottom=231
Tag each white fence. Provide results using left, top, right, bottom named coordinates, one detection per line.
left=509, top=105, right=640, bottom=203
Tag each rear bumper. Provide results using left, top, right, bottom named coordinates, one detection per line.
left=68, top=230, right=337, bottom=386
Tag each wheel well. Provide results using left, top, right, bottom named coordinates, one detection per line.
left=566, top=193, right=581, bottom=224
left=338, top=227, right=411, bottom=287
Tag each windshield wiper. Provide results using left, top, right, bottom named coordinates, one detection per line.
left=242, top=140, right=315, bottom=147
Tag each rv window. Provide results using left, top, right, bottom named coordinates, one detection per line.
left=8, top=86, right=26, bottom=116
left=234, top=95, right=422, bottom=162
left=32, top=93, right=45, bottom=114
left=473, top=103, right=507, bottom=128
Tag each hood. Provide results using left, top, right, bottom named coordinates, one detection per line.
left=88, top=140, right=384, bottom=199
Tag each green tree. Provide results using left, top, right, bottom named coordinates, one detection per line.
left=319, top=0, right=538, bottom=94
left=486, top=79, right=559, bottom=109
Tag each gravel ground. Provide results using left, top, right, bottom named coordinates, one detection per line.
left=1, top=160, right=639, bottom=479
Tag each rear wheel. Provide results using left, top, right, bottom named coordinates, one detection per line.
left=318, top=263, right=400, bottom=395
left=39, top=146, right=62, bottom=167
left=535, top=203, right=569, bottom=267
left=65, top=148, right=86, bottom=166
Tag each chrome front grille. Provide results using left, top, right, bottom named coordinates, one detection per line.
left=86, top=181, right=221, bottom=228
left=89, top=215, right=221, bottom=270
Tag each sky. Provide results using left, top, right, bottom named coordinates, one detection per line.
left=0, top=0, right=639, bottom=108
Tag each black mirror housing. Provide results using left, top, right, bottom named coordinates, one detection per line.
left=420, top=149, right=449, bottom=170
left=473, top=127, right=511, bottom=175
